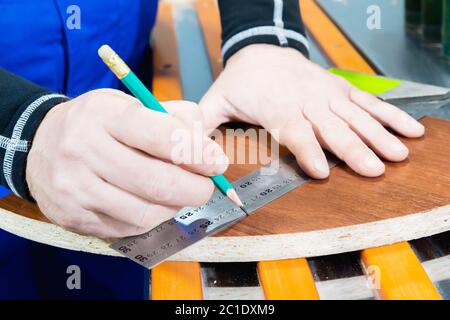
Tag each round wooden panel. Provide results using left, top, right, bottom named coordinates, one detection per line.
left=0, top=117, right=449, bottom=262
left=221, top=116, right=450, bottom=236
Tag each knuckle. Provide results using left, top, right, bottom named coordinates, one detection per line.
left=136, top=204, right=154, bottom=228
left=191, top=178, right=214, bottom=206
left=181, top=101, right=200, bottom=110
left=135, top=204, right=171, bottom=231
left=302, top=102, right=321, bottom=120
left=59, top=136, right=81, bottom=160
left=144, top=171, right=177, bottom=203
left=297, top=117, right=313, bottom=132
left=366, top=120, right=386, bottom=138
left=58, top=213, right=85, bottom=230
left=349, top=86, right=363, bottom=100
left=334, top=75, right=350, bottom=88
left=318, top=118, right=347, bottom=137
left=143, top=132, right=160, bottom=153
left=51, top=175, right=72, bottom=199
left=74, top=220, right=103, bottom=237
left=383, top=104, right=400, bottom=119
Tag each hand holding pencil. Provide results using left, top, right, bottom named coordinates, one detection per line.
left=98, top=44, right=245, bottom=211
left=26, top=68, right=233, bottom=239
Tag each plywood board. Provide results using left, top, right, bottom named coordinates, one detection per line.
left=1, top=116, right=449, bottom=262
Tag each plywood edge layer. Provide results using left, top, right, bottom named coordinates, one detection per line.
left=0, top=207, right=119, bottom=257
left=1, top=203, right=449, bottom=262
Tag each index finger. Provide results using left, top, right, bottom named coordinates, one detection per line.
left=105, top=105, right=229, bottom=177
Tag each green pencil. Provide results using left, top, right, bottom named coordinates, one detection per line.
left=98, top=45, right=245, bottom=211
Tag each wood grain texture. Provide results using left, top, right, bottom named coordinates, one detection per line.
left=218, top=117, right=450, bottom=236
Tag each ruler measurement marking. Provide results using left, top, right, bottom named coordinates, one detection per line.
left=111, top=154, right=338, bottom=269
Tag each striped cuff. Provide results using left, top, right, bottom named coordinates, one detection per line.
left=1, top=93, right=67, bottom=200
left=219, top=0, right=309, bottom=64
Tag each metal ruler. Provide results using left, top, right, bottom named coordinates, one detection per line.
left=111, top=154, right=338, bottom=269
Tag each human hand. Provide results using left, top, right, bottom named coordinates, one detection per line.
left=27, top=89, right=228, bottom=238
left=200, top=44, right=424, bottom=178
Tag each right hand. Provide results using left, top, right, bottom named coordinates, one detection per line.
left=26, top=89, right=228, bottom=238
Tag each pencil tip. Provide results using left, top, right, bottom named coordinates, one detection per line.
left=226, top=189, right=244, bottom=208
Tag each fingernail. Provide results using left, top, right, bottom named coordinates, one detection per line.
left=361, top=156, right=384, bottom=173
left=403, top=115, right=425, bottom=132
left=390, top=141, right=408, bottom=155
left=214, top=154, right=229, bottom=174
left=412, top=120, right=425, bottom=133
left=313, top=158, right=329, bottom=178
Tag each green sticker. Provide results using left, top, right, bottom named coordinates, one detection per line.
left=329, top=68, right=401, bottom=95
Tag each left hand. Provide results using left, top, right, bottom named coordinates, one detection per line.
left=200, top=44, right=425, bottom=179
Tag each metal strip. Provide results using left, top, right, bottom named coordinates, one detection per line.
left=316, top=0, right=450, bottom=87
left=111, top=155, right=338, bottom=269
left=380, top=80, right=450, bottom=103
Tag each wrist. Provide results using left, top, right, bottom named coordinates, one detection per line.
left=227, top=43, right=309, bottom=66
left=5, top=93, right=68, bottom=200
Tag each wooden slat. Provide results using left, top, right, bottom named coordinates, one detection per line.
left=150, top=2, right=202, bottom=300
left=362, top=243, right=441, bottom=300
left=300, top=0, right=374, bottom=74
left=258, top=260, right=320, bottom=300
left=152, top=2, right=183, bottom=101
left=152, top=262, right=203, bottom=300
left=300, top=0, right=441, bottom=300
left=196, top=0, right=223, bottom=79
left=196, top=0, right=320, bottom=300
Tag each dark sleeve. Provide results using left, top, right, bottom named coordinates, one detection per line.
left=0, top=68, right=68, bottom=200
left=218, top=0, right=309, bottom=64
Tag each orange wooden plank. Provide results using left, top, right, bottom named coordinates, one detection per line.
left=152, top=2, right=183, bottom=101
left=150, top=2, right=202, bottom=301
left=300, top=0, right=374, bottom=74
left=196, top=0, right=321, bottom=300
left=362, top=243, right=441, bottom=300
left=196, top=0, right=223, bottom=79
left=301, top=0, right=440, bottom=300
left=152, top=262, right=203, bottom=300
left=258, top=260, right=320, bottom=300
